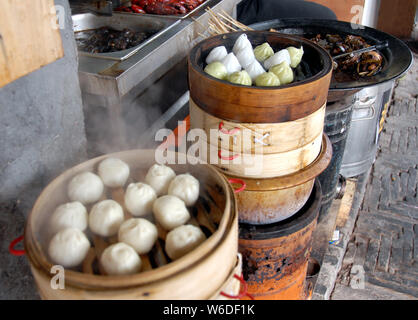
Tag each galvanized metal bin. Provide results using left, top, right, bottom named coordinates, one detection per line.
left=340, top=80, right=395, bottom=177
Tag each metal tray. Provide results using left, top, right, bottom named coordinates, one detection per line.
left=72, top=12, right=181, bottom=61
left=113, top=0, right=216, bottom=20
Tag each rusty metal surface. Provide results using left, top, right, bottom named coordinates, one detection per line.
left=238, top=181, right=321, bottom=299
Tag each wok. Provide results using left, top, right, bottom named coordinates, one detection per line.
left=249, top=19, right=413, bottom=101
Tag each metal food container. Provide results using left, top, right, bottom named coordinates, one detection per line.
left=113, top=0, right=215, bottom=19
left=72, top=12, right=181, bottom=61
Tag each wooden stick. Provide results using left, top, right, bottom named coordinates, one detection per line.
left=220, top=10, right=253, bottom=30
left=207, top=8, right=229, bottom=33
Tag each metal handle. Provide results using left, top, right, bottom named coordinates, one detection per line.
left=358, top=95, right=377, bottom=105
left=351, top=104, right=376, bottom=122
left=333, top=40, right=389, bottom=60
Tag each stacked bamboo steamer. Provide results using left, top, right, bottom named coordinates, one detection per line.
left=188, top=31, right=333, bottom=225
left=188, top=31, right=334, bottom=300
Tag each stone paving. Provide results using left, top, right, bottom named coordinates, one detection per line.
left=330, top=52, right=418, bottom=300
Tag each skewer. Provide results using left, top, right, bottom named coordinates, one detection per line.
left=219, top=10, right=252, bottom=31
left=204, top=8, right=253, bottom=36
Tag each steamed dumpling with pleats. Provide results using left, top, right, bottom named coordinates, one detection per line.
left=221, top=53, right=241, bottom=75
left=227, top=70, right=252, bottom=86
left=124, top=183, right=157, bottom=217
left=153, top=195, right=190, bottom=231
left=270, top=61, right=294, bottom=85
left=118, top=218, right=158, bottom=255
left=100, top=242, right=141, bottom=275
left=68, top=172, right=104, bottom=205
left=254, top=42, right=274, bottom=62
left=255, top=72, right=280, bottom=87
left=245, top=60, right=266, bottom=82
left=168, top=173, right=200, bottom=206
left=235, top=46, right=255, bottom=69
left=89, top=199, right=124, bottom=237
left=286, top=46, right=304, bottom=68
left=204, top=62, right=228, bottom=80
left=98, top=158, right=130, bottom=188
left=48, top=228, right=90, bottom=268
left=232, top=33, right=252, bottom=55
left=264, top=49, right=291, bottom=70
left=165, top=224, right=206, bottom=260
left=145, top=164, right=176, bottom=196
left=50, top=201, right=88, bottom=234
left=205, top=46, right=228, bottom=64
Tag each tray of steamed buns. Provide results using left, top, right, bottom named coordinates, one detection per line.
left=24, top=150, right=236, bottom=282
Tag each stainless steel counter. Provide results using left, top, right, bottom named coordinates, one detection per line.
left=77, top=0, right=240, bottom=101
left=76, top=0, right=242, bottom=156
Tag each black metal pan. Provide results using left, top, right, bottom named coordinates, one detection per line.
left=249, top=18, right=413, bottom=101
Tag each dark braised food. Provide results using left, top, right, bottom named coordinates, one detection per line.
left=310, top=34, right=383, bottom=77
left=75, top=27, right=149, bottom=53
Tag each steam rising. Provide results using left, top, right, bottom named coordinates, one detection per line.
left=82, top=59, right=189, bottom=157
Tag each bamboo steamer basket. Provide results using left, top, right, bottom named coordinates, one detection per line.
left=209, top=253, right=243, bottom=300
left=189, top=99, right=326, bottom=155
left=196, top=134, right=322, bottom=178
left=239, top=180, right=322, bottom=300
left=188, top=31, right=333, bottom=124
left=226, top=134, right=332, bottom=224
left=24, top=150, right=239, bottom=300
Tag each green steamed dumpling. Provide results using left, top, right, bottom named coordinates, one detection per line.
left=255, top=72, right=280, bottom=87
left=227, top=70, right=252, bottom=86
left=204, top=61, right=228, bottom=80
left=286, top=46, right=304, bottom=68
left=253, top=43, right=274, bottom=63
left=270, top=61, right=294, bottom=85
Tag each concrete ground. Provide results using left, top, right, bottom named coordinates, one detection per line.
left=330, top=51, right=418, bottom=300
